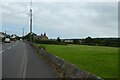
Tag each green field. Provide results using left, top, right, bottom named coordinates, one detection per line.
left=35, top=44, right=118, bottom=78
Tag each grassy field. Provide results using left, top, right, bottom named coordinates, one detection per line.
left=35, top=44, right=118, bottom=78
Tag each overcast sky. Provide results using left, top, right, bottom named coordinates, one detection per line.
left=1, top=1, right=118, bottom=39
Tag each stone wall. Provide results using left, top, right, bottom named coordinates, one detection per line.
left=31, top=43, right=103, bottom=79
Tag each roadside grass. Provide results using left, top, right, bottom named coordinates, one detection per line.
left=35, top=44, right=118, bottom=78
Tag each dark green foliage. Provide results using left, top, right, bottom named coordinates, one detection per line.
left=24, top=32, right=37, bottom=41
left=5, top=34, right=10, bottom=38
left=81, top=37, right=119, bottom=47
left=34, top=39, right=58, bottom=44
left=73, top=39, right=80, bottom=44
left=38, top=45, right=46, bottom=50
left=34, top=39, right=67, bottom=45
left=84, top=36, right=93, bottom=45
left=64, top=37, right=119, bottom=47
left=57, top=37, right=61, bottom=42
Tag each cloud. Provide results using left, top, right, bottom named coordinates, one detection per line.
left=1, top=2, right=118, bottom=38
left=1, top=0, right=119, bottom=2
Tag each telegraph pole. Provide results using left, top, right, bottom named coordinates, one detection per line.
left=4, top=30, right=6, bottom=38
left=23, top=28, right=24, bottom=41
left=30, top=9, right=32, bottom=42
left=29, top=0, right=32, bottom=42
left=5, top=30, right=6, bottom=34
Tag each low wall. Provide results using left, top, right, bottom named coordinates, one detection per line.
left=31, top=43, right=103, bottom=79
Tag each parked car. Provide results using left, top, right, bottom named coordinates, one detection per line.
left=5, top=38, right=11, bottom=43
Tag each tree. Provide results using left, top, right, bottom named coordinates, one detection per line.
left=24, top=32, right=37, bottom=41
left=73, top=39, right=80, bottom=44
left=85, top=36, right=93, bottom=45
left=57, top=37, right=61, bottom=42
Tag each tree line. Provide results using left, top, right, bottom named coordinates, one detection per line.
left=72, top=36, right=120, bottom=47
left=23, top=33, right=119, bottom=47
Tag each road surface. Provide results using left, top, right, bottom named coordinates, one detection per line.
left=1, top=40, right=57, bottom=78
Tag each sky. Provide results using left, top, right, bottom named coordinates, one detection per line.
left=0, top=1, right=118, bottom=39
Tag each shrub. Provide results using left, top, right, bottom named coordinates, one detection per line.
left=38, top=45, right=46, bottom=50
left=34, top=39, right=67, bottom=45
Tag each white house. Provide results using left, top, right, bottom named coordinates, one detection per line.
left=64, top=39, right=73, bottom=43
left=0, top=32, right=5, bottom=38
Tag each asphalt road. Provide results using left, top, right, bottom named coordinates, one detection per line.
left=2, top=41, right=57, bottom=78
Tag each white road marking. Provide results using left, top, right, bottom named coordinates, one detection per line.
left=1, top=41, right=18, bottom=53
left=0, top=50, right=5, bottom=54
left=7, top=47, right=11, bottom=49
left=17, top=44, right=28, bottom=78
left=23, top=48, right=28, bottom=78
left=13, top=41, right=17, bottom=47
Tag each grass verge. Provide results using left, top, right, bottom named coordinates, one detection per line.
left=35, top=44, right=118, bottom=78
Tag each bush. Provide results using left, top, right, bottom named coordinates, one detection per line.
left=34, top=39, right=67, bottom=45
left=38, top=45, right=46, bottom=50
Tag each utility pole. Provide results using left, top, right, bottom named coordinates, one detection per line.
left=29, top=0, right=32, bottom=42
left=5, top=30, right=6, bottom=34
left=30, top=9, right=32, bottom=42
left=5, top=30, right=6, bottom=38
left=23, top=28, right=24, bottom=41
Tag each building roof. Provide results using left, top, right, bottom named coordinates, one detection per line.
left=0, top=32, right=5, bottom=35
